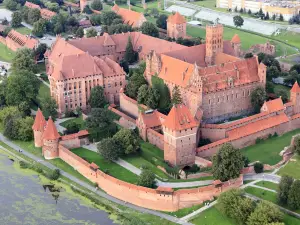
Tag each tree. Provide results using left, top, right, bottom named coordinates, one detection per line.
left=76, top=27, right=84, bottom=38
left=28, top=8, right=41, bottom=25
left=0, top=106, right=22, bottom=125
left=233, top=15, right=244, bottom=28
left=212, top=143, right=244, bottom=181
left=272, top=14, right=276, bottom=20
left=294, top=136, right=300, bottom=155
left=266, top=81, right=275, bottom=94
left=279, top=14, right=284, bottom=21
left=101, top=11, right=120, bottom=26
left=171, top=85, right=182, bottom=105
left=125, top=72, right=147, bottom=98
left=11, top=11, right=22, bottom=27
left=119, top=59, right=129, bottom=74
left=284, top=70, right=300, bottom=86
left=41, top=96, right=58, bottom=120
left=97, top=137, right=122, bottom=161
left=124, top=37, right=138, bottom=64
left=83, top=5, right=93, bottom=14
left=17, top=116, right=34, bottom=141
left=278, top=175, right=294, bottom=205
left=247, top=201, right=283, bottom=225
left=4, top=0, right=18, bottom=10
left=18, top=101, right=31, bottom=116
left=152, top=76, right=171, bottom=114
left=239, top=8, right=243, bottom=13
left=88, top=86, right=107, bottom=108
left=257, top=52, right=266, bottom=63
left=274, top=89, right=288, bottom=103
left=34, top=43, right=47, bottom=61
left=267, top=66, right=280, bottom=81
left=265, top=12, right=270, bottom=20
left=243, top=155, right=250, bottom=167
left=5, top=70, right=39, bottom=107
left=112, top=18, right=123, bottom=25
left=91, top=0, right=103, bottom=10
left=137, top=169, right=156, bottom=188
left=86, top=108, right=114, bottom=130
left=217, top=189, right=255, bottom=224
left=86, top=28, right=97, bottom=37
left=244, top=52, right=253, bottom=59
left=65, top=121, right=80, bottom=134
left=288, top=180, right=300, bottom=210
left=113, top=128, right=140, bottom=155
left=156, top=14, right=168, bottom=29
left=137, top=84, right=148, bottom=104
left=140, top=22, right=159, bottom=37
left=146, top=87, right=160, bottom=109
left=3, top=115, right=19, bottom=140
left=32, top=19, right=47, bottom=37
left=11, top=48, right=36, bottom=73
left=248, top=9, right=252, bottom=15
left=253, top=162, right=264, bottom=173
left=90, top=14, right=102, bottom=25
left=250, top=86, right=266, bottom=113
left=290, top=64, right=300, bottom=74
left=107, top=24, right=132, bottom=35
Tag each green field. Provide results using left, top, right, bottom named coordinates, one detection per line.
left=71, top=147, right=140, bottom=184
left=0, top=42, right=15, bottom=62
left=14, top=26, right=32, bottom=35
left=273, top=84, right=291, bottom=98
left=166, top=203, right=204, bottom=218
left=36, top=82, right=50, bottom=106
left=245, top=186, right=278, bottom=203
left=278, top=155, right=300, bottom=180
left=241, top=129, right=300, bottom=165
left=255, top=181, right=278, bottom=191
left=60, top=116, right=86, bottom=130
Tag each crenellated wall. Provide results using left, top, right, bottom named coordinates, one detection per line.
left=58, top=144, right=243, bottom=212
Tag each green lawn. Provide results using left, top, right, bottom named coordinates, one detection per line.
left=36, top=82, right=50, bottom=106
left=278, top=155, right=300, bottom=180
left=279, top=54, right=300, bottom=64
left=0, top=42, right=15, bottom=62
left=241, top=129, right=300, bottom=165
left=36, top=63, right=46, bottom=74
left=14, top=26, right=32, bottom=35
left=255, top=181, right=278, bottom=191
left=273, top=30, right=300, bottom=51
left=60, top=116, right=86, bottom=130
left=273, top=84, right=291, bottom=98
left=71, top=147, right=140, bottom=184
left=245, top=186, right=278, bottom=203
left=166, top=203, right=204, bottom=218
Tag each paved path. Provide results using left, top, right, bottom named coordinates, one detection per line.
left=0, top=133, right=192, bottom=225
left=243, top=173, right=281, bottom=183
left=251, top=184, right=277, bottom=193
left=83, top=143, right=214, bottom=188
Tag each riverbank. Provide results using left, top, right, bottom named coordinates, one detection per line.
left=0, top=141, right=180, bottom=225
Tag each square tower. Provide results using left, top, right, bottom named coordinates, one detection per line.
left=167, top=12, right=186, bottom=40
left=162, top=104, right=199, bottom=167
left=205, top=24, right=224, bottom=65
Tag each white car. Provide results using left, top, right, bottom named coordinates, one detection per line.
left=41, top=37, right=46, bottom=40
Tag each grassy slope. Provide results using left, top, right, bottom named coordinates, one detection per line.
left=0, top=42, right=15, bottom=62
left=278, top=155, right=300, bottom=179
left=245, top=186, right=278, bottom=203
left=255, top=181, right=278, bottom=191
left=241, top=129, right=300, bottom=165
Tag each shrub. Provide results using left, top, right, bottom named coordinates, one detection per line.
left=19, top=160, right=29, bottom=169
left=49, top=169, right=60, bottom=180
left=254, top=162, right=264, bottom=173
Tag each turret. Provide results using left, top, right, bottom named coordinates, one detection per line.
left=290, top=81, right=300, bottom=114
left=162, top=104, right=199, bottom=167
left=231, top=34, right=241, bottom=57
left=167, top=12, right=186, bottom=40
left=32, top=108, right=46, bottom=147
left=205, top=24, right=224, bottom=66
left=42, top=117, right=61, bottom=159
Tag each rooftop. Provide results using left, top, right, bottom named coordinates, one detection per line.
left=167, top=12, right=186, bottom=24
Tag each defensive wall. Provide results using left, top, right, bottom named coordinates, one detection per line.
left=119, top=90, right=147, bottom=119
left=147, top=128, right=164, bottom=150
left=58, top=144, right=242, bottom=212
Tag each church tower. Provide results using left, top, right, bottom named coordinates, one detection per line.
left=290, top=81, right=300, bottom=115
left=205, top=24, right=224, bottom=66
left=162, top=104, right=198, bottom=167
left=32, top=108, right=46, bottom=148
left=42, top=117, right=61, bottom=160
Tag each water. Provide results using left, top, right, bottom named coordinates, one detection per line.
left=0, top=153, right=116, bottom=225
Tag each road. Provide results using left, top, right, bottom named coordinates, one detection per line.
left=243, top=173, right=281, bottom=183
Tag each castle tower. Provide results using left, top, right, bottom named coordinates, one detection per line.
left=42, top=117, right=61, bottom=160
left=167, top=12, right=186, bottom=40
left=32, top=108, right=46, bottom=147
left=80, top=0, right=87, bottom=12
left=290, top=81, right=300, bottom=114
left=231, top=34, right=241, bottom=57
left=162, top=104, right=199, bottom=167
left=205, top=24, right=224, bottom=66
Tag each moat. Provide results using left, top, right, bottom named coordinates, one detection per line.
left=0, top=152, right=116, bottom=225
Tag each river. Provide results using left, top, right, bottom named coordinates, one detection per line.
left=0, top=152, right=116, bottom=225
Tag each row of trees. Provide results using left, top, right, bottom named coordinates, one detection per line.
left=232, top=6, right=284, bottom=21
left=278, top=175, right=300, bottom=210
left=218, top=188, right=284, bottom=225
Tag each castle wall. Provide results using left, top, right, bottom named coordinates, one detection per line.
left=58, top=144, right=243, bottom=211
left=147, top=128, right=164, bottom=150
left=60, top=138, right=81, bottom=149
left=119, top=91, right=147, bottom=119
left=33, top=130, right=44, bottom=147
left=200, top=127, right=226, bottom=142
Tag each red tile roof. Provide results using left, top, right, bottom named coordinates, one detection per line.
left=291, top=81, right=300, bottom=93
left=43, top=117, right=61, bottom=140
left=25, top=1, right=41, bottom=9
left=167, top=12, right=186, bottom=24
left=7, top=30, right=39, bottom=50
left=112, top=4, right=146, bottom=27
left=32, top=108, right=46, bottom=131
left=61, top=130, right=89, bottom=141
left=163, top=104, right=198, bottom=130
left=231, top=34, right=241, bottom=44
left=261, top=98, right=284, bottom=113
left=140, top=110, right=166, bottom=128
left=40, top=8, right=57, bottom=20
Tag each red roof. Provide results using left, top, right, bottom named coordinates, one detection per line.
left=43, top=117, right=60, bottom=140
left=231, top=34, right=241, bottom=44
left=61, top=130, right=89, bottom=141
left=7, top=30, right=39, bottom=50
left=163, top=104, right=198, bottom=130
left=40, top=8, right=57, bottom=20
left=291, top=81, right=300, bottom=93
left=112, top=4, right=146, bottom=27
left=167, top=12, right=186, bottom=24
left=32, top=108, right=46, bottom=131
left=140, top=110, right=166, bottom=128
left=90, top=162, right=99, bottom=170
left=25, top=1, right=41, bottom=9
left=261, top=98, right=284, bottom=113
left=156, top=186, right=174, bottom=192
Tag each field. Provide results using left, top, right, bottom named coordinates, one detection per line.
left=245, top=186, right=277, bottom=203
left=60, top=116, right=86, bottom=130
left=36, top=82, right=50, bottom=106
left=255, top=181, right=278, bottom=191
left=14, top=26, right=32, bottom=35
left=71, top=147, right=140, bottom=184
left=241, top=129, right=300, bottom=165
left=0, top=42, right=15, bottom=62
left=278, top=155, right=300, bottom=180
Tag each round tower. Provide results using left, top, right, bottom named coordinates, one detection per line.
left=42, top=117, right=61, bottom=160
left=32, top=108, right=46, bottom=147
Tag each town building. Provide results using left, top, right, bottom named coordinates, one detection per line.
left=2, top=29, right=39, bottom=51
left=216, top=0, right=300, bottom=21
left=24, top=1, right=57, bottom=20
left=167, top=12, right=187, bottom=39
left=112, top=4, right=147, bottom=28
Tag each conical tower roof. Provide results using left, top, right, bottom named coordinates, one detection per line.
left=231, top=34, right=241, bottom=44
left=43, top=117, right=60, bottom=140
left=167, top=12, right=186, bottom=24
left=32, top=108, right=46, bottom=131
left=291, top=81, right=300, bottom=93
